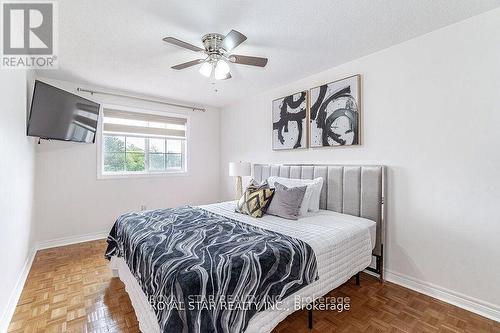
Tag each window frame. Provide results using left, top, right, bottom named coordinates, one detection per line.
left=97, top=104, right=190, bottom=180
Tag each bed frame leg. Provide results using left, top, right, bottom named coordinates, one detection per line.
left=308, top=308, right=313, bottom=329
left=378, top=250, right=385, bottom=283
left=355, top=272, right=360, bottom=286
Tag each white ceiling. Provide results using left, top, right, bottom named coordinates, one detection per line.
left=38, top=0, right=500, bottom=108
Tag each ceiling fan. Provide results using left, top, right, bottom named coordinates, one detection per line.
left=163, top=30, right=268, bottom=80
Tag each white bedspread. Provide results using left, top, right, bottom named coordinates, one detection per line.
left=110, top=201, right=375, bottom=333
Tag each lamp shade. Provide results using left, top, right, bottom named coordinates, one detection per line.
left=214, top=60, right=230, bottom=80
left=229, top=162, right=251, bottom=177
left=199, top=62, right=213, bottom=77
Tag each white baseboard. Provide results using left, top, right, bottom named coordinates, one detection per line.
left=0, top=247, right=36, bottom=333
left=35, top=231, right=108, bottom=250
left=385, top=269, right=500, bottom=322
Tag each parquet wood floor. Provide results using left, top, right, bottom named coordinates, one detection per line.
left=8, top=239, right=500, bottom=333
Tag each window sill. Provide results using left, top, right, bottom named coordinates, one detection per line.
left=97, top=170, right=189, bottom=180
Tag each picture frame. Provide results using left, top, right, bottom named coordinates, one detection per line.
left=309, top=75, right=361, bottom=148
left=272, top=90, right=308, bottom=150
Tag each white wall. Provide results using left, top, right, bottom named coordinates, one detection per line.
left=33, top=79, right=220, bottom=243
left=0, top=70, right=36, bottom=330
left=220, top=8, right=500, bottom=314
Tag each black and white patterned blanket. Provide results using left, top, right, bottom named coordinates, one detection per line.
left=105, top=206, right=318, bottom=333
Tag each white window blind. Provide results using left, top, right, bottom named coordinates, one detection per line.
left=102, top=108, right=187, bottom=138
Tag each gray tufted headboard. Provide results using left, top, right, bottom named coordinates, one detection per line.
left=253, top=164, right=386, bottom=272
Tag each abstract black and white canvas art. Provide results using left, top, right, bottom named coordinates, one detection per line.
left=272, top=91, right=308, bottom=150
left=309, top=75, right=360, bottom=147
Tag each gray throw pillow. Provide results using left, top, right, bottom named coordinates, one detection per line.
left=267, top=182, right=307, bottom=220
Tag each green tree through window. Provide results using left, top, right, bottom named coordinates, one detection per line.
left=103, top=135, right=184, bottom=174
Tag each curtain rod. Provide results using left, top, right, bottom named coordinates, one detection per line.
left=76, top=87, right=206, bottom=112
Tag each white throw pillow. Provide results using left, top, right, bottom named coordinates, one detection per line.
left=307, top=177, right=324, bottom=212
left=267, top=176, right=323, bottom=215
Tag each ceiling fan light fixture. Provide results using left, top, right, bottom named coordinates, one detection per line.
left=165, top=30, right=268, bottom=80
left=199, top=61, right=213, bottom=77
left=214, top=60, right=230, bottom=80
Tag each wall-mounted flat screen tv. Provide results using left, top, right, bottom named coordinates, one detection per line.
left=27, top=80, right=100, bottom=143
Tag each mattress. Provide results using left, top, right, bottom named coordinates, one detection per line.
left=110, top=201, right=375, bottom=333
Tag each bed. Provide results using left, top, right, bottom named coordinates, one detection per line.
left=107, top=164, right=386, bottom=333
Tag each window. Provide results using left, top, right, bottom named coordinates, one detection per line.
left=99, top=107, right=187, bottom=177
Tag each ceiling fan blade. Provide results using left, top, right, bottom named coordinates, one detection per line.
left=163, top=37, right=204, bottom=52
left=228, top=54, right=268, bottom=67
left=221, top=30, right=247, bottom=52
left=171, top=59, right=204, bottom=70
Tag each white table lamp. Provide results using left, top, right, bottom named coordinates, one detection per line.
left=229, top=162, right=251, bottom=199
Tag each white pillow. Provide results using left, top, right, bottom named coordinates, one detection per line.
left=307, top=177, right=324, bottom=212
left=267, top=176, right=323, bottom=215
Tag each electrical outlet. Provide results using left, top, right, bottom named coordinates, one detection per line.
left=140, top=205, right=147, bottom=211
